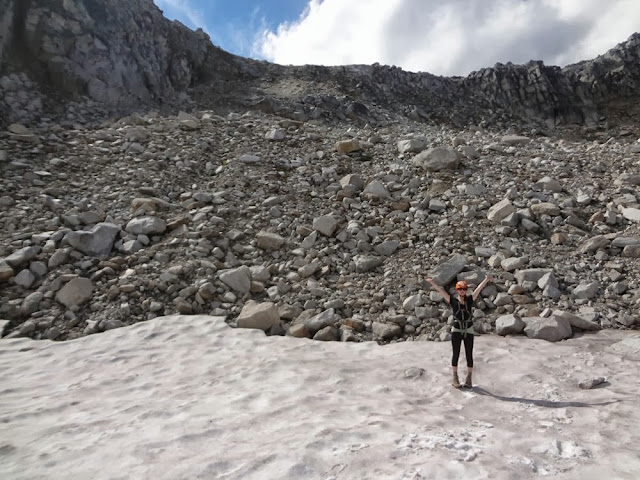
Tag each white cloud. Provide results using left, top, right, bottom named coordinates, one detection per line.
left=153, top=0, right=213, bottom=37
left=256, top=0, right=640, bottom=76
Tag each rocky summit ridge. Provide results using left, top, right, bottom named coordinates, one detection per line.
left=1, top=0, right=640, bottom=343
left=1, top=0, right=640, bottom=130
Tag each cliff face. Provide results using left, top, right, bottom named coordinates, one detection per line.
left=0, top=0, right=250, bottom=124
left=1, top=0, right=639, bottom=128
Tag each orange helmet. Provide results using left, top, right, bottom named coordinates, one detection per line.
left=455, top=280, right=468, bottom=290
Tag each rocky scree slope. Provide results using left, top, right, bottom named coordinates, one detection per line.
left=1, top=0, right=640, bottom=130
left=1, top=109, right=640, bottom=343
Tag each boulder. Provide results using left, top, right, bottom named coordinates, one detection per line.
left=496, top=314, right=526, bottom=335
left=236, top=301, right=280, bottom=331
left=523, top=316, right=572, bottom=342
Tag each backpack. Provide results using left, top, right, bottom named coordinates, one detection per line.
left=451, top=296, right=474, bottom=332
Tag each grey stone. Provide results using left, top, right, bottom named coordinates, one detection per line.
left=397, top=138, right=427, bottom=153
left=297, top=309, right=336, bottom=336
left=487, top=199, right=516, bottom=223
left=413, top=146, right=461, bottom=171
left=523, top=316, right=572, bottom=342
left=5, top=246, right=40, bottom=268
left=0, top=260, right=14, bottom=281
left=55, top=277, right=94, bottom=308
left=496, top=314, right=525, bottom=335
left=572, top=282, right=599, bottom=300
left=371, top=322, right=402, bottom=340
left=256, top=231, right=285, bottom=250
left=313, top=215, right=341, bottom=237
left=429, top=253, right=467, bottom=286
left=552, top=310, right=601, bottom=331
left=354, top=255, right=384, bottom=273
left=313, top=326, right=339, bottom=341
left=219, top=266, right=252, bottom=294
left=125, top=216, right=166, bottom=235
left=236, top=301, right=280, bottom=331
left=65, top=222, right=121, bottom=258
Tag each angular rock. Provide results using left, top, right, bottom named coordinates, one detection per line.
left=429, top=253, right=468, bottom=286
left=125, top=216, right=166, bottom=235
left=5, top=246, right=40, bottom=268
left=55, top=277, right=94, bottom=308
left=501, top=135, right=530, bottom=145
left=523, top=316, right=572, bottom=342
left=65, top=222, right=121, bottom=258
left=0, top=260, right=14, bottom=281
left=515, top=269, right=552, bottom=285
left=572, top=282, right=599, bottom=300
left=552, top=310, right=601, bottom=331
left=363, top=180, right=390, bottom=198
left=313, top=215, right=341, bottom=237
left=374, top=240, right=399, bottom=256
left=579, top=235, right=610, bottom=254
left=397, top=138, right=427, bottom=153
left=621, top=207, right=640, bottom=222
left=336, top=139, right=360, bottom=154
left=413, top=147, right=461, bottom=171
left=372, top=322, right=402, bottom=340
left=354, top=255, right=384, bottom=273
left=219, top=266, right=252, bottom=294
left=297, top=309, right=336, bottom=336
left=496, top=314, right=526, bottom=335
left=236, top=301, right=280, bottom=331
left=487, top=199, right=516, bottom=223
left=256, top=231, right=285, bottom=250
left=313, top=326, right=339, bottom=341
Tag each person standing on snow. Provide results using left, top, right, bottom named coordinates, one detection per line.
left=425, top=276, right=493, bottom=388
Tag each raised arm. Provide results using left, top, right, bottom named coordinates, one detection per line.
left=472, top=275, right=493, bottom=301
left=425, top=277, right=450, bottom=303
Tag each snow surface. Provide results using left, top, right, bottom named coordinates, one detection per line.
left=1, top=315, right=639, bottom=479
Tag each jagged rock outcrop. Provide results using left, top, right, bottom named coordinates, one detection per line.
left=0, top=0, right=252, bottom=125
left=1, top=0, right=640, bottom=129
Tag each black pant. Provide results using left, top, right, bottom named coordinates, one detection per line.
left=451, top=332, right=474, bottom=368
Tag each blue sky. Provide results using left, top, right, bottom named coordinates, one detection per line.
left=152, top=0, right=640, bottom=76
left=153, top=0, right=308, bottom=58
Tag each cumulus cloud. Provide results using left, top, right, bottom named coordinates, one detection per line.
left=256, top=0, right=640, bottom=76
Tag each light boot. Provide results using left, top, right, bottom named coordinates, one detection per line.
left=464, top=371, right=473, bottom=388
left=452, top=372, right=461, bottom=388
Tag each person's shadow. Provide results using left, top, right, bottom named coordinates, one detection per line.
left=472, top=385, right=618, bottom=408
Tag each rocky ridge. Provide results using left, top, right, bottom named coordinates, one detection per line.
left=1, top=0, right=640, bottom=131
left=1, top=108, right=640, bottom=343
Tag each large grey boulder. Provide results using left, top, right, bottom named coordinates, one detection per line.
left=4, top=246, right=40, bottom=268
left=523, top=316, right=572, bottom=342
left=397, top=138, right=427, bottom=153
left=125, top=216, right=166, bottom=235
left=255, top=231, right=285, bottom=250
left=496, top=314, right=526, bottom=336
left=65, top=222, right=121, bottom=258
left=413, top=147, right=461, bottom=171
left=236, top=301, right=280, bottom=331
left=295, top=309, right=337, bottom=336
left=354, top=255, right=384, bottom=273
left=55, top=277, right=94, bottom=308
left=572, top=282, right=599, bottom=300
left=552, top=310, right=601, bottom=331
left=372, top=322, right=402, bottom=340
left=429, top=254, right=468, bottom=286
left=515, top=269, right=553, bottom=285
left=219, top=266, right=252, bottom=294
left=313, top=215, right=341, bottom=237
left=487, top=199, right=516, bottom=223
